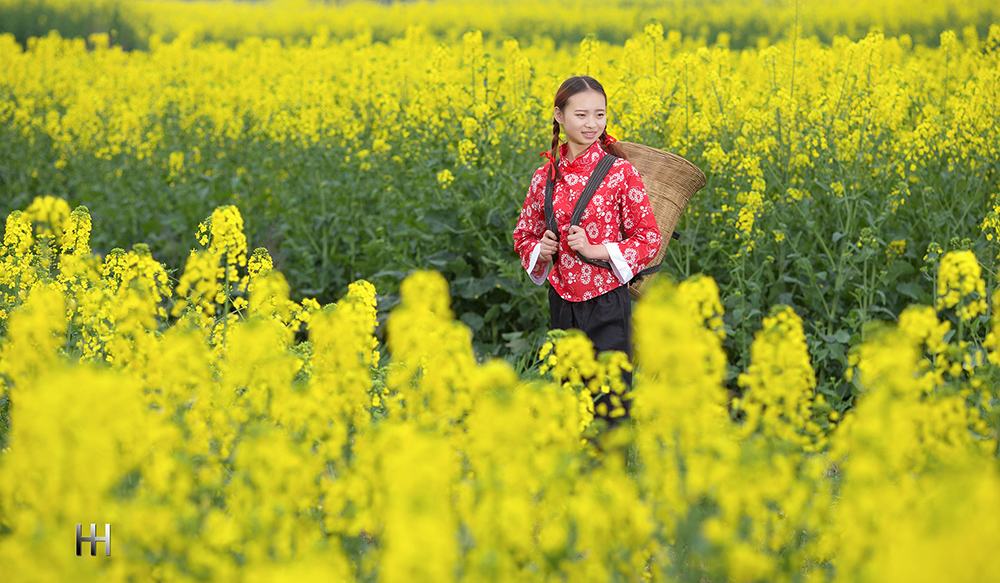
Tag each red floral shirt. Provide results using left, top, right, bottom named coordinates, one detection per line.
left=513, top=140, right=662, bottom=302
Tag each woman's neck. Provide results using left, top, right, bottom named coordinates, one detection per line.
left=564, top=140, right=594, bottom=163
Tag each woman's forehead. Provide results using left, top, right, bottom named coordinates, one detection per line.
left=564, top=90, right=606, bottom=110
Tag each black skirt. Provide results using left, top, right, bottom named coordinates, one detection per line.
left=548, top=284, right=633, bottom=422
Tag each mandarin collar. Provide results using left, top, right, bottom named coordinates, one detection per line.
left=558, top=140, right=606, bottom=175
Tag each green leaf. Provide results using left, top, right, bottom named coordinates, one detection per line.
left=460, top=312, right=485, bottom=332
left=884, top=259, right=916, bottom=285
left=896, top=281, right=926, bottom=302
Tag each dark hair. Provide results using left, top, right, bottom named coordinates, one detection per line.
left=550, top=75, right=627, bottom=181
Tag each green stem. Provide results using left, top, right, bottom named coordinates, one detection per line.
left=785, top=0, right=799, bottom=182
left=684, top=58, right=691, bottom=154
left=791, top=203, right=841, bottom=323
left=223, top=257, right=231, bottom=343
left=958, top=316, right=964, bottom=347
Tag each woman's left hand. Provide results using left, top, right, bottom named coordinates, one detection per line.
left=567, top=226, right=610, bottom=261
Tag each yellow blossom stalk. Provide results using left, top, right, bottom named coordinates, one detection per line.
left=736, top=305, right=823, bottom=449
left=935, top=250, right=987, bottom=321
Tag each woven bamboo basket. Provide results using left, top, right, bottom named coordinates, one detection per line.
left=617, top=141, right=707, bottom=300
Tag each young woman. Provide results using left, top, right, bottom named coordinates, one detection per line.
left=512, top=75, right=661, bottom=422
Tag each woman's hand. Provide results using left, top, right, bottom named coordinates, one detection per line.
left=567, top=226, right=610, bottom=261
left=538, top=230, right=559, bottom=263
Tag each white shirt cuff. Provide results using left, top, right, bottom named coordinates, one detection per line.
left=605, top=243, right=633, bottom=284
left=527, top=242, right=551, bottom=285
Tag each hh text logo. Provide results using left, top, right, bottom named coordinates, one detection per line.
left=76, top=523, right=111, bottom=557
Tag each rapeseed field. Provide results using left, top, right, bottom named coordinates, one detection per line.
left=1, top=1, right=999, bottom=581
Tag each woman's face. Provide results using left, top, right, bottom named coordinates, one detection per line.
left=554, top=89, right=607, bottom=154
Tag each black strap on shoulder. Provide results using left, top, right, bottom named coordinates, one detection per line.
left=569, top=155, right=617, bottom=270
left=543, top=176, right=559, bottom=241
left=543, top=153, right=667, bottom=284
left=568, top=155, right=617, bottom=227
left=543, top=155, right=616, bottom=263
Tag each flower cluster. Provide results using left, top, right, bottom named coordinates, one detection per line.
left=24, top=195, right=70, bottom=241
left=197, top=205, right=248, bottom=286
left=736, top=306, right=824, bottom=449
left=677, top=274, right=726, bottom=339
left=935, top=250, right=987, bottom=321
left=538, top=329, right=633, bottom=428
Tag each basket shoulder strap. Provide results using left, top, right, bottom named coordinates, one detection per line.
left=571, top=155, right=617, bottom=270
left=541, top=154, right=619, bottom=271
left=570, top=154, right=617, bottom=227
left=543, top=177, right=559, bottom=240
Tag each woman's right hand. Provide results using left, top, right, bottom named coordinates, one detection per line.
left=538, top=230, right=559, bottom=263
